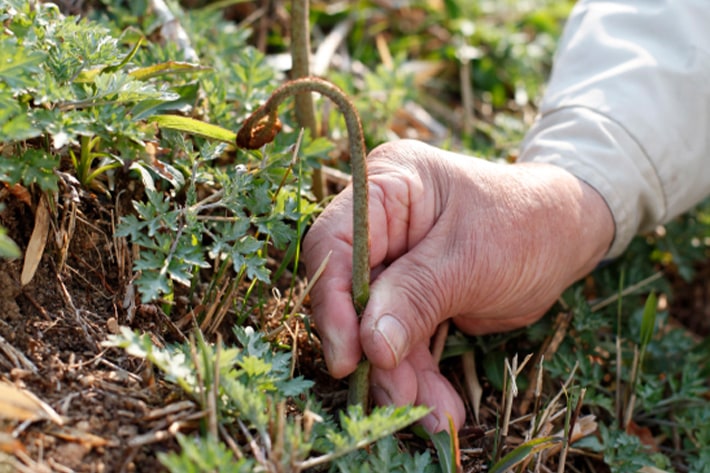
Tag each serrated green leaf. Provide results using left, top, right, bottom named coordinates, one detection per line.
left=0, top=107, right=42, bottom=141
left=332, top=435, right=437, bottom=473
left=244, top=253, right=270, bottom=282
left=0, top=149, right=59, bottom=191
left=238, top=355, right=272, bottom=378
left=134, top=269, right=171, bottom=303
left=276, top=375, right=314, bottom=397
left=0, top=38, right=45, bottom=91
left=72, top=38, right=144, bottom=83
left=76, top=71, right=178, bottom=105
left=256, top=215, right=293, bottom=249
left=159, top=433, right=250, bottom=472
left=220, top=373, right=270, bottom=427
left=131, top=82, right=201, bottom=120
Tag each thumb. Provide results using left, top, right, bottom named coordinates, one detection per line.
left=360, top=241, right=454, bottom=370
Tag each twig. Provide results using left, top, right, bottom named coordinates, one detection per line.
left=0, top=333, right=38, bottom=373
left=265, top=250, right=330, bottom=343
left=219, top=423, right=245, bottom=460
left=462, top=349, right=482, bottom=424
left=207, top=335, right=221, bottom=439
left=521, top=312, right=572, bottom=414
left=536, top=361, right=580, bottom=435
left=19, top=290, right=51, bottom=321
left=287, top=250, right=331, bottom=319
left=557, top=387, right=586, bottom=473
left=126, top=429, right=172, bottom=448
left=237, top=418, right=269, bottom=466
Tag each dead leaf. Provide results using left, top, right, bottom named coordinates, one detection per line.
left=520, top=312, right=572, bottom=414
left=0, top=382, right=63, bottom=425
left=462, top=350, right=482, bottom=424
left=627, top=419, right=659, bottom=452
left=21, top=194, right=51, bottom=286
left=546, top=415, right=598, bottom=457
left=4, top=183, right=32, bottom=207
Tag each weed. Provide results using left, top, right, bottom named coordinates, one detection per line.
left=105, top=325, right=429, bottom=472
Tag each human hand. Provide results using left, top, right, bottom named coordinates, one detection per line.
left=303, top=139, right=614, bottom=432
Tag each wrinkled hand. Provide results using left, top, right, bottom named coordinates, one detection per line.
left=303, top=140, right=614, bottom=432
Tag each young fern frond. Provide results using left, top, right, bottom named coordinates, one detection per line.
left=236, top=77, right=370, bottom=312
left=236, top=77, right=371, bottom=406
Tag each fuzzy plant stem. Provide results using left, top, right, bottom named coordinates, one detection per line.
left=236, top=76, right=371, bottom=404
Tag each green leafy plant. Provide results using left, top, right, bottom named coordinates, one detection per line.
left=0, top=0, right=205, bottom=195
left=68, top=135, right=121, bottom=187
left=105, top=325, right=429, bottom=472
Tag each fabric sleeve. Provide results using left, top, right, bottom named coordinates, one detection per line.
left=518, top=0, right=710, bottom=258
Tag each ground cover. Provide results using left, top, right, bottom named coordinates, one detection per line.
left=1, top=1, right=710, bottom=472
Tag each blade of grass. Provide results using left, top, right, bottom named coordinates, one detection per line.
left=151, top=115, right=236, bottom=143
left=129, top=61, right=209, bottom=80
left=489, top=437, right=561, bottom=473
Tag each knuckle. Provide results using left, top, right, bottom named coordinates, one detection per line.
left=368, top=139, right=429, bottom=166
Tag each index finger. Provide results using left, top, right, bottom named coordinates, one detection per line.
left=303, top=188, right=363, bottom=378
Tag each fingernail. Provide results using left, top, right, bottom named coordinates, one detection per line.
left=374, top=314, right=407, bottom=366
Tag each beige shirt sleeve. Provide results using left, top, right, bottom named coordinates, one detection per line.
left=518, top=0, right=710, bottom=258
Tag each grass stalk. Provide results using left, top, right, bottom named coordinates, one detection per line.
left=615, top=270, right=625, bottom=429
left=291, top=0, right=326, bottom=201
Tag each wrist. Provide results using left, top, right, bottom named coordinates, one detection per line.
left=516, top=162, right=615, bottom=279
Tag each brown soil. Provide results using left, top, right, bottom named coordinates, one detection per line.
left=0, top=188, right=186, bottom=472
left=0, top=176, right=341, bottom=472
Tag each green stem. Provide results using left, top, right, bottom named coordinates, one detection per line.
left=291, top=0, right=316, bottom=135
left=236, top=76, right=371, bottom=404
left=290, top=0, right=326, bottom=201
